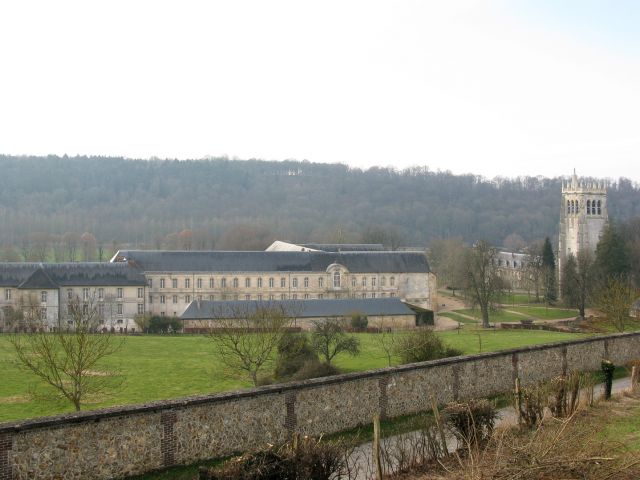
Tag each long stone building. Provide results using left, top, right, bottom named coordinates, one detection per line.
left=0, top=263, right=147, bottom=332
left=112, top=249, right=436, bottom=319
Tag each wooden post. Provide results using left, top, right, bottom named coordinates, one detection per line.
left=373, top=414, right=383, bottom=480
left=632, top=366, right=639, bottom=393
left=431, top=396, right=448, bottom=455
left=515, top=377, right=522, bottom=426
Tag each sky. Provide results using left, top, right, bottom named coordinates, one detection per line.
left=1, top=0, right=639, bottom=180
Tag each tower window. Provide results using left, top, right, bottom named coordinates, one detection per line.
left=586, top=200, right=591, bottom=215
left=567, top=200, right=571, bottom=214
left=597, top=200, right=602, bottom=215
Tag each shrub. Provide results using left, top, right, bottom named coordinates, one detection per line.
left=201, top=436, right=351, bottom=480
left=349, top=312, right=368, bottom=331
left=444, top=399, right=498, bottom=447
left=274, top=333, right=318, bottom=380
left=291, top=360, right=341, bottom=381
left=394, top=329, right=462, bottom=364
left=147, top=315, right=182, bottom=333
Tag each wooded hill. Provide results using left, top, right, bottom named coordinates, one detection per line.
left=1, top=155, right=639, bottom=253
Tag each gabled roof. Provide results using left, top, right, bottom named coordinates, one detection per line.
left=181, top=297, right=417, bottom=320
left=112, top=250, right=430, bottom=274
left=18, top=268, right=58, bottom=289
left=0, top=262, right=146, bottom=288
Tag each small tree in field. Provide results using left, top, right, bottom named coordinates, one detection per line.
left=206, top=304, right=293, bottom=386
left=310, top=318, right=360, bottom=366
left=9, top=295, right=124, bottom=411
left=464, top=241, right=505, bottom=328
left=598, top=277, right=635, bottom=332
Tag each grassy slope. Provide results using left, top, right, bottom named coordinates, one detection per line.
left=0, top=330, right=586, bottom=422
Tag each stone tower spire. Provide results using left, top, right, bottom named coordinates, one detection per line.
left=558, top=172, right=608, bottom=286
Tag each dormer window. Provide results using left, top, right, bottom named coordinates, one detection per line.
left=333, top=271, right=341, bottom=288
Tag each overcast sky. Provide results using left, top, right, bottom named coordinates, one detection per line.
left=1, top=1, right=639, bottom=180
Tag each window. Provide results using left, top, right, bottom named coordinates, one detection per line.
left=233, top=294, right=238, bottom=300
left=245, top=294, right=251, bottom=300
left=148, top=279, right=153, bottom=288
left=292, top=294, right=297, bottom=300
left=41, top=291, right=48, bottom=303
left=362, top=277, right=367, bottom=287
left=197, top=295, right=202, bottom=301
left=318, top=277, right=324, bottom=288
left=269, top=294, right=274, bottom=300
left=280, top=278, right=286, bottom=288
left=351, top=277, right=356, bottom=287
left=567, top=200, right=571, bottom=214
left=117, top=304, right=123, bottom=315
left=220, top=278, right=227, bottom=288
left=233, top=278, right=239, bottom=288
left=381, top=277, right=386, bottom=286
left=245, top=278, right=251, bottom=288
left=185, top=278, right=190, bottom=288
left=173, top=295, right=178, bottom=304
left=209, top=278, right=215, bottom=288
left=197, top=278, right=202, bottom=289
left=304, top=277, right=309, bottom=288
left=83, top=288, right=89, bottom=301
left=149, top=295, right=153, bottom=304
left=372, top=277, right=376, bottom=287
left=587, top=199, right=591, bottom=215
left=160, top=295, right=166, bottom=304
left=160, top=278, right=165, bottom=289
left=4, top=289, right=11, bottom=301
left=390, top=292, right=395, bottom=297
left=597, top=200, right=602, bottom=215
left=390, top=277, right=395, bottom=286
left=280, top=293, right=286, bottom=300
left=117, top=288, right=123, bottom=299
left=185, top=295, right=191, bottom=303
left=257, top=294, right=262, bottom=300
left=380, top=293, right=385, bottom=298
left=318, top=293, right=323, bottom=299
left=40, top=307, right=47, bottom=320
left=269, top=277, right=274, bottom=288
left=333, top=271, right=341, bottom=288
left=304, top=294, right=309, bottom=299
left=362, top=293, right=367, bottom=298
left=137, top=304, right=144, bottom=314
left=137, top=287, right=143, bottom=299
left=371, top=293, right=376, bottom=298
left=292, top=278, right=298, bottom=288
left=257, top=277, right=263, bottom=288
left=98, top=303, right=105, bottom=316
left=67, top=289, right=73, bottom=300
left=117, top=319, right=123, bottom=324
left=160, top=311, right=165, bottom=317
left=172, top=279, right=178, bottom=289
left=82, top=304, right=89, bottom=315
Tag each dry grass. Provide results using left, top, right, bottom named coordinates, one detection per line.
left=402, top=393, right=640, bottom=480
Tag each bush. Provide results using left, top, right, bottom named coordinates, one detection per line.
left=147, top=315, right=182, bottom=333
left=274, top=333, right=318, bottom=380
left=201, top=436, right=350, bottom=480
left=349, top=312, right=368, bottom=331
left=394, top=329, right=462, bottom=364
left=291, top=360, right=341, bottom=381
left=444, top=399, right=498, bottom=447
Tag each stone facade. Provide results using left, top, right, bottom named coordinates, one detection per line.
left=2, top=332, right=639, bottom=480
left=558, top=173, right=608, bottom=285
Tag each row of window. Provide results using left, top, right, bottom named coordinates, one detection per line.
left=151, top=291, right=396, bottom=304
left=566, top=199, right=602, bottom=215
left=149, top=276, right=397, bottom=290
left=2, top=288, right=145, bottom=303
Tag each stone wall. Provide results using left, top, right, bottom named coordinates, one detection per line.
left=1, top=332, right=640, bottom=479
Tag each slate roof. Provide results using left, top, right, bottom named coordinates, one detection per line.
left=300, top=243, right=385, bottom=252
left=0, top=263, right=146, bottom=288
left=113, top=250, right=430, bottom=274
left=182, top=298, right=417, bottom=320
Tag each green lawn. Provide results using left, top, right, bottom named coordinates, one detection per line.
left=507, top=306, right=579, bottom=320
left=438, top=311, right=479, bottom=325
left=0, top=330, right=587, bottom=422
left=456, top=308, right=528, bottom=322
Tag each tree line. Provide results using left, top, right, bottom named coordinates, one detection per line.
left=1, top=155, right=640, bottom=259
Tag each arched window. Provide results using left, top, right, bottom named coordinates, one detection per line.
left=390, top=276, right=395, bottom=286
left=586, top=200, right=590, bottom=215
left=233, top=277, right=239, bottom=288
left=567, top=200, right=571, bottom=214
left=333, top=271, right=341, bottom=288
left=598, top=200, right=602, bottom=215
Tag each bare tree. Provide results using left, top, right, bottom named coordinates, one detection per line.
left=310, top=318, right=360, bottom=366
left=561, top=250, right=594, bottom=319
left=597, top=277, right=636, bottom=332
left=463, top=241, right=505, bottom=328
left=8, top=295, right=124, bottom=411
left=206, top=303, right=294, bottom=386
left=372, top=316, right=400, bottom=367
left=80, top=232, right=97, bottom=261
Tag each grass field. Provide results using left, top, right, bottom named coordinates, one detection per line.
left=507, top=306, right=579, bottom=320
left=438, top=311, right=478, bottom=324
left=455, top=308, right=528, bottom=323
left=0, top=330, right=587, bottom=422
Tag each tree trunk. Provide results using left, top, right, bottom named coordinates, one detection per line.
left=481, top=305, right=490, bottom=328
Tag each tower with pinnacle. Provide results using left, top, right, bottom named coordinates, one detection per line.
left=558, top=171, right=608, bottom=284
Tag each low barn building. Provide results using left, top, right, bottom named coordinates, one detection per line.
left=181, top=297, right=430, bottom=332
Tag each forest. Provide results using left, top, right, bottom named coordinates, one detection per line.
left=1, top=154, right=639, bottom=260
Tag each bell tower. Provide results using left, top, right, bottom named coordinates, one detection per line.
left=558, top=171, right=608, bottom=283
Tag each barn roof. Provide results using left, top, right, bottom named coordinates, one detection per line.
left=181, top=297, right=418, bottom=320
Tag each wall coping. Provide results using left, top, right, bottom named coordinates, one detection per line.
left=1, top=331, right=636, bottom=434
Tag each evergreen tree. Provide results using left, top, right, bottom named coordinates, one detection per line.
left=595, top=222, right=631, bottom=281
left=541, top=237, right=557, bottom=305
